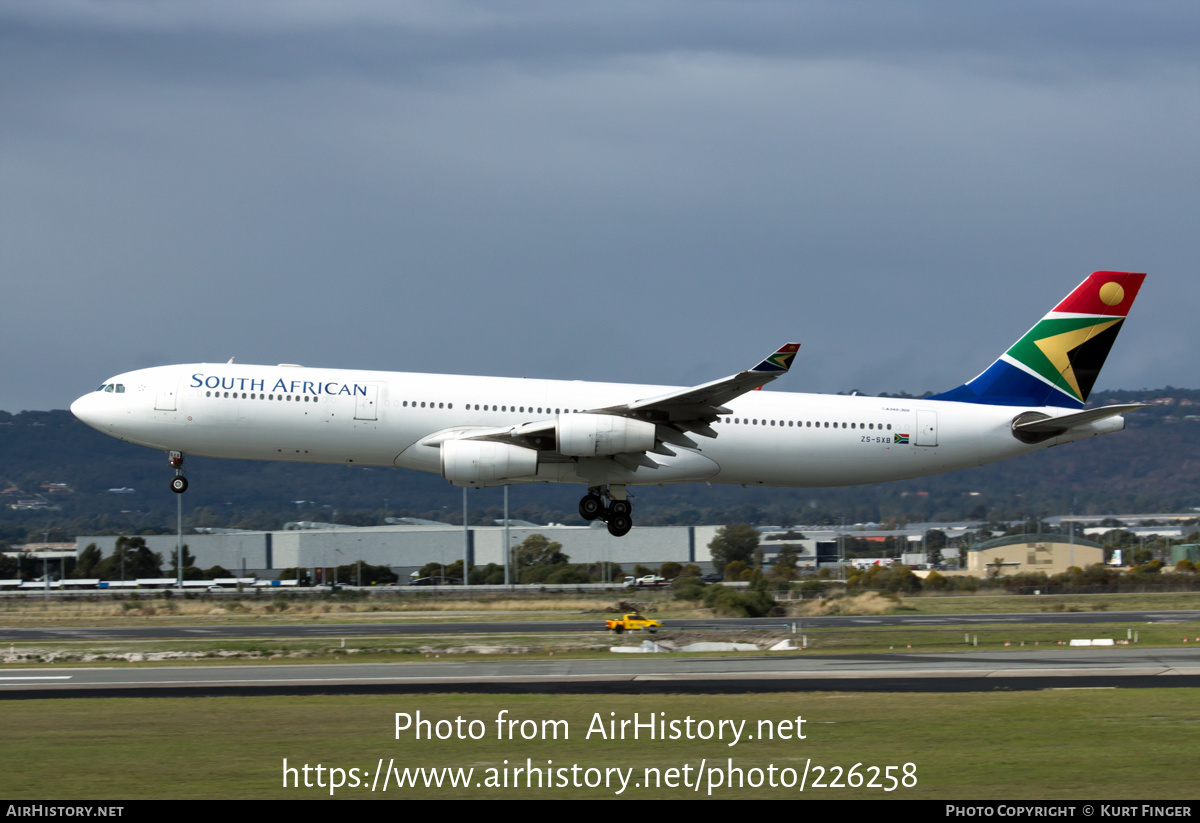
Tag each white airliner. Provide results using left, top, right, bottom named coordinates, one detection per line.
left=72, top=271, right=1146, bottom=536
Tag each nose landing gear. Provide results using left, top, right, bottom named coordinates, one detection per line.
left=578, top=485, right=633, bottom=537
left=168, top=451, right=188, bottom=494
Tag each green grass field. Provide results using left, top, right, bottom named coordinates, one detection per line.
left=3, top=689, right=1198, bottom=799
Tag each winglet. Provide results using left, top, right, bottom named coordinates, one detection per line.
left=749, top=343, right=801, bottom=374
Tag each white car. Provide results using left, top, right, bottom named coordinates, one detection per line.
left=624, top=575, right=669, bottom=588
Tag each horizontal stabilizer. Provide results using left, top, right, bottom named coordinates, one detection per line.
left=1013, top=404, right=1147, bottom=435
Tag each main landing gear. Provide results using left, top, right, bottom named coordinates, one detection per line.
left=168, top=451, right=188, bottom=494
left=578, top=485, right=633, bottom=537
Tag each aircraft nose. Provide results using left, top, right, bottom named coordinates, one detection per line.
left=71, top=392, right=103, bottom=429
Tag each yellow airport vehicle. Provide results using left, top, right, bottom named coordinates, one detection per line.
left=605, top=613, right=662, bottom=634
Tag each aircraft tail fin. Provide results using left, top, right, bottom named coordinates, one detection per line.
left=930, top=271, right=1145, bottom=409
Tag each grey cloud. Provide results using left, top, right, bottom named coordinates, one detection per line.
left=1, top=2, right=1196, bottom=410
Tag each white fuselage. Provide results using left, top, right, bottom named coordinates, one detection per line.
left=70, top=363, right=1124, bottom=490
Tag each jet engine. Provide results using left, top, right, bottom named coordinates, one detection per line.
left=556, top=413, right=656, bottom=457
left=440, top=440, right=538, bottom=486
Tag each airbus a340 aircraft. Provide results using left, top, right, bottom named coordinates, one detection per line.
left=72, top=271, right=1145, bottom=536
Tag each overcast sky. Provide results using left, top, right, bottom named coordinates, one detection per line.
left=2, top=1, right=1197, bottom=412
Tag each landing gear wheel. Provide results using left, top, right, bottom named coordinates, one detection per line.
left=169, top=476, right=188, bottom=494
left=579, top=493, right=604, bottom=521
left=610, top=499, right=631, bottom=517
left=606, top=513, right=633, bottom=537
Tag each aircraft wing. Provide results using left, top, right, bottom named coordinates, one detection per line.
left=592, top=343, right=801, bottom=423
left=433, top=344, right=800, bottom=466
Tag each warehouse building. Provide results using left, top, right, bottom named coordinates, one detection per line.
left=966, top=534, right=1105, bottom=576
left=74, top=523, right=727, bottom=579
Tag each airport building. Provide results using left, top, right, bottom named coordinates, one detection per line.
left=965, top=534, right=1105, bottom=576
left=54, top=516, right=1191, bottom=582
left=74, top=523, right=729, bottom=579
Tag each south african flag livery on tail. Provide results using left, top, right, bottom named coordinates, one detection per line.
left=931, top=271, right=1144, bottom=409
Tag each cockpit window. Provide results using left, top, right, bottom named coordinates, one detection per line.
left=115, top=384, right=124, bottom=393
left=96, top=384, right=107, bottom=392
left=104, top=384, right=114, bottom=393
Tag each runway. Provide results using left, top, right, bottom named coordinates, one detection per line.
left=3, top=609, right=1198, bottom=641
left=3, top=647, right=1199, bottom=698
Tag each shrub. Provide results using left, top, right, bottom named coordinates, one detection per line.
left=923, top=570, right=949, bottom=590
left=672, top=576, right=708, bottom=601
left=544, top=565, right=592, bottom=584
left=660, top=562, right=683, bottom=580
left=724, top=560, right=749, bottom=581
left=796, top=579, right=828, bottom=598
left=468, top=563, right=506, bottom=585
left=701, top=583, right=777, bottom=617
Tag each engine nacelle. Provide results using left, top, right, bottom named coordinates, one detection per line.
left=556, top=413, right=656, bottom=457
left=440, top=440, right=538, bottom=486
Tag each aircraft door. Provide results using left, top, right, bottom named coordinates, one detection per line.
left=915, top=410, right=938, bottom=447
left=154, top=381, right=178, bottom=411
left=354, top=385, right=378, bottom=421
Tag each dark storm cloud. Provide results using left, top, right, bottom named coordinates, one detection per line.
left=1, top=1, right=1197, bottom=410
